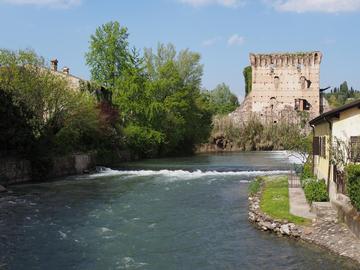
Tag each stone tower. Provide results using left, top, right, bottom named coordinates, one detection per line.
left=230, top=51, right=322, bottom=124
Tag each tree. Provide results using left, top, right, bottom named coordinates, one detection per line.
left=325, top=81, right=360, bottom=109
left=85, top=21, right=130, bottom=90
left=143, top=43, right=212, bottom=155
left=0, top=49, right=102, bottom=157
left=208, top=83, right=239, bottom=115
left=0, top=88, right=35, bottom=157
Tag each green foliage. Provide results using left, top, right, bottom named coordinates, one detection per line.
left=123, top=124, right=164, bottom=158
left=0, top=49, right=107, bottom=178
left=212, top=116, right=307, bottom=151
left=302, top=178, right=329, bottom=204
left=260, top=176, right=309, bottom=225
left=84, top=21, right=214, bottom=158
left=325, top=81, right=360, bottom=108
left=243, top=66, right=252, bottom=96
left=248, top=177, right=263, bottom=195
left=301, top=162, right=314, bottom=180
left=112, top=41, right=212, bottom=157
left=0, top=88, right=35, bottom=157
left=206, top=83, right=239, bottom=115
left=85, top=21, right=130, bottom=90
left=345, top=164, right=360, bottom=210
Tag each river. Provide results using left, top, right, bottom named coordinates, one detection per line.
left=0, top=152, right=357, bottom=269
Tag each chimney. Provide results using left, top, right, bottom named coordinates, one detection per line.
left=50, top=59, right=58, bottom=72
left=62, top=67, right=70, bottom=75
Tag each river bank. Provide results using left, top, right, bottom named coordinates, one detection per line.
left=248, top=176, right=360, bottom=266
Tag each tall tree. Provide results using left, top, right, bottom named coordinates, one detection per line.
left=85, top=21, right=130, bottom=90
left=208, top=83, right=239, bottom=115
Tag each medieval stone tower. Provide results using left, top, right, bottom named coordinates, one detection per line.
left=230, top=51, right=322, bottom=124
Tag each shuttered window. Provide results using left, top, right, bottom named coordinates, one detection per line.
left=318, top=136, right=327, bottom=158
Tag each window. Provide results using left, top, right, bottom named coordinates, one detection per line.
left=313, top=136, right=327, bottom=158
left=295, top=99, right=311, bottom=111
left=274, top=76, right=280, bottom=89
left=300, top=76, right=312, bottom=89
left=350, top=136, right=360, bottom=162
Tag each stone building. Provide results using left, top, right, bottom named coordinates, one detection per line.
left=230, top=51, right=324, bottom=124
left=48, top=58, right=112, bottom=103
left=49, top=59, right=83, bottom=90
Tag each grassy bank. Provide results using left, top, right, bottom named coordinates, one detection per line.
left=259, top=176, right=309, bottom=225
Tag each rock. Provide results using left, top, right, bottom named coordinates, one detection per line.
left=288, top=223, right=296, bottom=229
left=280, top=224, right=291, bottom=235
left=0, top=185, right=7, bottom=193
left=249, top=212, right=256, bottom=222
left=259, top=221, right=272, bottom=230
left=303, top=227, right=313, bottom=235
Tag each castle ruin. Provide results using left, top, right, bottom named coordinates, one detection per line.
left=230, top=51, right=323, bottom=124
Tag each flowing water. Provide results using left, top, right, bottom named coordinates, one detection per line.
left=0, top=152, right=357, bottom=269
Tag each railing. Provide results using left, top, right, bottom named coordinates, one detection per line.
left=288, top=167, right=301, bottom=188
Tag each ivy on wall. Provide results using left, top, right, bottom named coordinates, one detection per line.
left=243, top=66, right=252, bottom=97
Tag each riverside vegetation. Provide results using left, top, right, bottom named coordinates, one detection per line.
left=2, top=21, right=358, bottom=183
left=210, top=114, right=312, bottom=152
left=0, top=21, right=240, bottom=180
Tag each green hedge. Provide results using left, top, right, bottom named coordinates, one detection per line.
left=301, top=162, right=314, bottom=180
left=302, top=178, right=328, bottom=204
left=346, top=164, right=360, bottom=211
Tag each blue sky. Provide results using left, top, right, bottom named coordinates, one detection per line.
left=0, top=0, right=359, bottom=99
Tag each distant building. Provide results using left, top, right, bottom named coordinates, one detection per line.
left=310, top=99, right=360, bottom=201
left=48, top=59, right=112, bottom=102
left=49, top=59, right=83, bottom=90
left=230, top=51, right=328, bottom=124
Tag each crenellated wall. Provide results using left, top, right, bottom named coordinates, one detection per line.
left=249, top=51, right=322, bottom=122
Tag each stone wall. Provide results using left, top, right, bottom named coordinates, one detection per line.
left=332, top=194, right=360, bottom=239
left=0, top=158, right=32, bottom=184
left=230, top=51, right=322, bottom=125
left=0, top=154, right=95, bottom=185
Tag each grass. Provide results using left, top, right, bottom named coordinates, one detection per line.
left=260, top=176, right=310, bottom=225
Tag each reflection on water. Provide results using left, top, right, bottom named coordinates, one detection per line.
left=0, top=152, right=357, bottom=269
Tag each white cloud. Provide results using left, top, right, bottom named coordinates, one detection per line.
left=228, top=34, right=244, bottom=46
left=0, top=0, right=81, bottom=8
left=202, top=36, right=222, bottom=47
left=179, top=0, right=243, bottom=8
left=271, top=0, right=360, bottom=13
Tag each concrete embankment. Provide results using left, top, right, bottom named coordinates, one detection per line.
left=0, top=154, right=95, bottom=185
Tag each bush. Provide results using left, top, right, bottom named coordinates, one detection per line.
left=248, top=177, right=263, bottom=195
left=345, top=164, right=360, bottom=211
left=123, top=124, right=164, bottom=158
left=301, top=162, right=314, bottom=180
left=303, top=178, right=329, bottom=204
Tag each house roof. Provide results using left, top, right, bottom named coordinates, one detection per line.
left=309, top=99, right=360, bottom=125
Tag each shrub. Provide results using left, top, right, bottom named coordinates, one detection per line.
left=248, top=177, right=263, bottom=195
left=301, top=162, right=314, bottom=180
left=123, top=124, right=164, bottom=158
left=303, top=178, right=329, bottom=204
left=345, top=164, right=360, bottom=211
